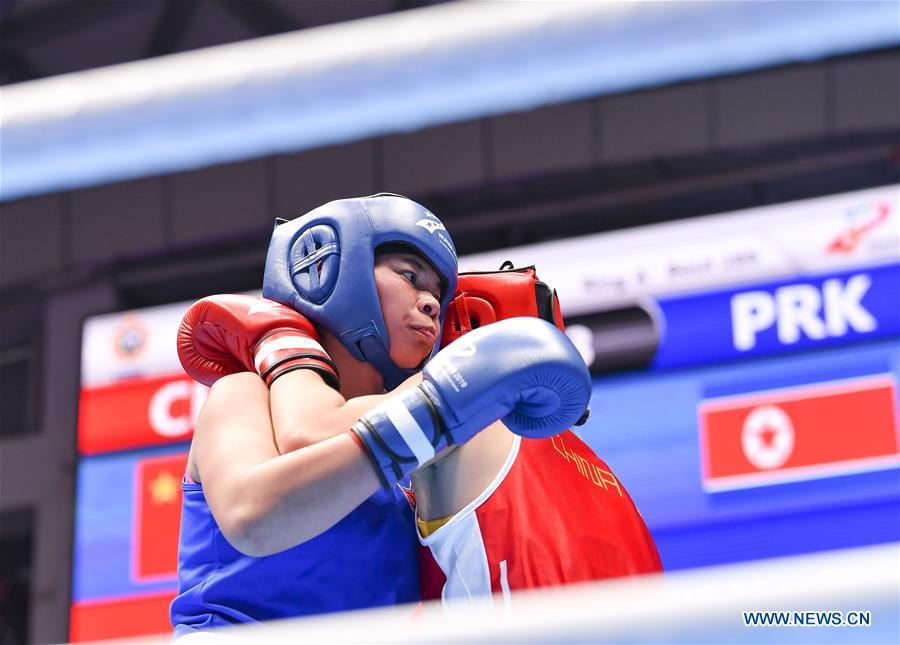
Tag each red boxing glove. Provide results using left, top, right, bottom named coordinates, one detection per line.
left=177, top=294, right=339, bottom=389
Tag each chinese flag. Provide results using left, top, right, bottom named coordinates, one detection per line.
left=699, top=376, right=899, bottom=491
left=134, top=452, right=189, bottom=580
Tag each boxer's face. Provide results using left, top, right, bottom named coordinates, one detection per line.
left=374, top=252, right=443, bottom=368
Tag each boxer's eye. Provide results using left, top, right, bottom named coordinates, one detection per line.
left=401, top=264, right=440, bottom=300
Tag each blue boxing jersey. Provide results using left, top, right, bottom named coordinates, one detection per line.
left=170, top=478, right=419, bottom=636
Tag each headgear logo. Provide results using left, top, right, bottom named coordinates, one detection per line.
left=416, top=218, right=446, bottom=234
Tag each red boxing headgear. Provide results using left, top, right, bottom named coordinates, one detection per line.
left=441, top=263, right=565, bottom=348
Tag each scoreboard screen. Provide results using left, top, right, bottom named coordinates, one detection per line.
left=71, top=300, right=198, bottom=642
left=71, top=185, right=900, bottom=641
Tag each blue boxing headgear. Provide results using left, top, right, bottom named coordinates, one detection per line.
left=263, top=193, right=458, bottom=388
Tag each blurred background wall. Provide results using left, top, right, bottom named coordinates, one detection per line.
left=0, top=1, right=898, bottom=643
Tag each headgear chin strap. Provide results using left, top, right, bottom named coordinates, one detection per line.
left=263, top=193, right=458, bottom=389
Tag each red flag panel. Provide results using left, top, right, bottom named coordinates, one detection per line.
left=78, top=373, right=206, bottom=454
left=70, top=591, right=175, bottom=643
left=699, top=375, right=899, bottom=491
left=133, top=452, right=189, bottom=581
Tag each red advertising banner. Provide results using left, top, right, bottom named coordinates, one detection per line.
left=133, top=452, right=189, bottom=581
left=78, top=373, right=207, bottom=455
left=699, top=375, right=899, bottom=491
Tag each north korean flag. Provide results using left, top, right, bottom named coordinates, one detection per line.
left=132, top=452, right=188, bottom=581
left=699, top=375, right=899, bottom=491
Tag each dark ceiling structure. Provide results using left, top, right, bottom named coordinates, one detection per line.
left=0, top=0, right=445, bottom=85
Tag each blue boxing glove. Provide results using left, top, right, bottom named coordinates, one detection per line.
left=351, top=317, right=592, bottom=488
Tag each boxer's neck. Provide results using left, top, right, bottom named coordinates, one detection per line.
left=320, top=330, right=385, bottom=397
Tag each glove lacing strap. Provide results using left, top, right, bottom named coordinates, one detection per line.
left=351, top=386, right=450, bottom=489
left=253, top=328, right=340, bottom=390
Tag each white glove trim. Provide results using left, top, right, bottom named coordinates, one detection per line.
left=383, top=395, right=435, bottom=465
left=254, top=335, right=326, bottom=372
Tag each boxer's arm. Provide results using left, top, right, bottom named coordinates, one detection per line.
left=191, top=372, right=381, bottom=557
left=269, top=370, right=424, bottom=453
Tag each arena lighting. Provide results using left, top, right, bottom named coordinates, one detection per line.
left=1, top=0, right=897, bottom=201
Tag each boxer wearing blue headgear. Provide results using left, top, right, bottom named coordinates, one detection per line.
left=263, top=193, right=458, bottom=388
left=170, top=194, right=591, bottom=637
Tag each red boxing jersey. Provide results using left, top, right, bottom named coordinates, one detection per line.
left=416, top=430, right=663, bottom=602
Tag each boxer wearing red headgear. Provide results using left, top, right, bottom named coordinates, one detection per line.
left=407, top=264, right=663, bottom=604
